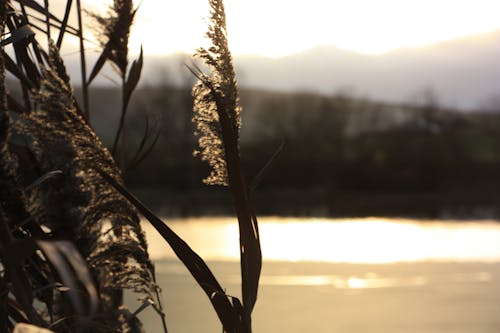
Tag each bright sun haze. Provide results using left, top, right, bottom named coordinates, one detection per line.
left=82, top=0, right=500, bottom=57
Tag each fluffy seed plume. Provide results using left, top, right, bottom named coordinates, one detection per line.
left=15, top=46, right=157, bottom=327
left=87, top=0, right=136, bottom=77
left=192, top=0, right=242, bottom=186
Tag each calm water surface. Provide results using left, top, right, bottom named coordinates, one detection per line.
left=129, top=217, right=500, bottom=333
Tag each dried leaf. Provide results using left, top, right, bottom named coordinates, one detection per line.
left=124, top=46, right=143, bottom=107
left=37, top=241, right=98, bottom=316
left=87, top=44, right=110, bottom=85
left=13, top=323, right=55, bottom=333
left=25, top=170, right=63, bottom=192
left=96, top=167, right=242, bottom=332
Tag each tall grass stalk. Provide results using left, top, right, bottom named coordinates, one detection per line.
left=191, top=0, right=262, bottom=331
left=75, top=0, right=89, bottom=119
left=86, top=0, right=140, bottom=166
left=1, top=1, right=158, bottom=331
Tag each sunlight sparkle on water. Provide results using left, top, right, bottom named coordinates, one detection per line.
left=143, top=217, right=500, bottom=264
left=260, top=218, right=429, bottom=263
left=257, top=274, right=414, bottom=289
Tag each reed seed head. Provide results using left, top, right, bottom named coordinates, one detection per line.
left=192, top=0, right=242, bottom=186
left=88, top=0, right=136, bottom=77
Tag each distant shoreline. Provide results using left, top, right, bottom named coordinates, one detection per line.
left=131, top=188, right=500, bottom=220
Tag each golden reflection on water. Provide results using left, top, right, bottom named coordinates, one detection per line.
left=258, top=274, right=422, bottom=288
left=143, top=217, right=500, bottom=264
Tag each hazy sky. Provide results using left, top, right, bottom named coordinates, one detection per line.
left=79, top=0, right=500, bottom=57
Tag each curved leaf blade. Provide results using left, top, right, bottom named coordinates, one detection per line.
left=96, top=167, right=242, bottom=332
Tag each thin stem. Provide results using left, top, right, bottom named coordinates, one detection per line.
left=56, top=0, right=73, bottom=48
left=153, top=284, right=168, bottom=333
left=44, top=0, right=50, bottom=44
left=75, top=0, right=89, bottom=120
left=112, top=76, right=128, bottom=167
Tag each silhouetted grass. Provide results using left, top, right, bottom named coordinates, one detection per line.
left=190, top=1, right=262, bottom=331
left=0, top=0, right=261, bottom=332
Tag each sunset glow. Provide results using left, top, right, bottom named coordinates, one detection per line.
left=81, top=0, right=500, bottom=57
left=144, top=217, right=500, bottom=264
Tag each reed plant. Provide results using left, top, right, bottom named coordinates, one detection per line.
left=0, top=0, right=261, bottom=332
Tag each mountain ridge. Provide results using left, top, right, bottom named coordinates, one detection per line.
left=72, top=29, right=500, bottom=110
left=230, top=29, right=500, bottom=109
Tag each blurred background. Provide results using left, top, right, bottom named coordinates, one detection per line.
left=54, top=0, right=500, bottom=219
left=34, top=1, right=500, bottom=332
left=44, top=0, right=500, bottom=218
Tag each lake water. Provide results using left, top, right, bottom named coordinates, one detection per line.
left=129, top=217, right=500, bottom=333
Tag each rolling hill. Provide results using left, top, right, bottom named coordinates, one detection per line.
left=70, top=30, right=500, bottom=110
